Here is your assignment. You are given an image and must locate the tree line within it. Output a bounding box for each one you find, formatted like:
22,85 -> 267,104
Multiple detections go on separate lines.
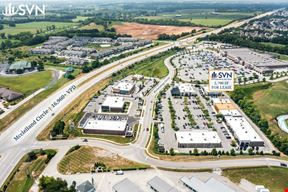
230,84 -> 288,155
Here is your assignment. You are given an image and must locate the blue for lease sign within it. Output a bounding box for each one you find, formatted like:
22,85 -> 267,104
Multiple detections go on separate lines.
209,70 -> 235,92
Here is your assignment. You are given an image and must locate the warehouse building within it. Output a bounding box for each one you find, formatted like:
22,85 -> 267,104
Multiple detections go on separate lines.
175,131 -> 221,148
181,176 -> 235,192
112,178 -> 143,192
171,83 -> 197,96
112,82 -> 135,95
147,176 -> 179,192
101,96 -> 125,113
219,109 -> 264,147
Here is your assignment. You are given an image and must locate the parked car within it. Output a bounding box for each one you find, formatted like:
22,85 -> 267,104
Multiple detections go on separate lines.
115,170 -> 124,175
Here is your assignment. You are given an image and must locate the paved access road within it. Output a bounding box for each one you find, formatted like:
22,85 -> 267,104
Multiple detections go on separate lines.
0,9 -> 284,187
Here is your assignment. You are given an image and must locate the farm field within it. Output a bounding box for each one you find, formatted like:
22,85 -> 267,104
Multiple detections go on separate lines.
0,22 -> 77,35
179,18 -> 232,26
223,167 -> 288,192
113,22 -> 203,40
58,146 -> 149,174
80,22 -> 105,31
0,70 -> 53,95
137,10 -> 255,27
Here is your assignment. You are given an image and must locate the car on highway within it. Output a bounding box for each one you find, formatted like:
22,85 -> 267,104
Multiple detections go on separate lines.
280,163 -> 287,167
83,138 -> 88,142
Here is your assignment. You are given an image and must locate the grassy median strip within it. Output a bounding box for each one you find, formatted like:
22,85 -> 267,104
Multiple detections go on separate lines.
58,146 -> 149,174
222,166 -> 288,192
1,149 -> 56,192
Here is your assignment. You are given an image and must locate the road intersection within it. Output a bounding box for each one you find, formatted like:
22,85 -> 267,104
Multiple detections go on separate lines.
0,9 -> 285,187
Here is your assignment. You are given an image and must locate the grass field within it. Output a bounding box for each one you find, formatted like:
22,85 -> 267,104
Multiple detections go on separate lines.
179,18 -> 232,26
252,81 -> 288,138
223,167 -> 288,192
80,23 -> 105,31
260,42 -> 286,48
276,54 -> 288,61
136,10 -> 255,27
0,77 -> 69,132
1,22 -> 77,35
130,56 -> 169,78
58,146 -> 149,174
0,70 -> 53,95
114,50 -> 174,79
72,16 -> 90,22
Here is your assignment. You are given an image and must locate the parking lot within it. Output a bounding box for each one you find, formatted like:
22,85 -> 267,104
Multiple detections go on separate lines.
171,47 -> 263,83
155,84 -> 233,153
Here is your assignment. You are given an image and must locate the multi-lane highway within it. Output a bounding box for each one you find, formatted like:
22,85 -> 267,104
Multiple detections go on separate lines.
0,9 -> 284,187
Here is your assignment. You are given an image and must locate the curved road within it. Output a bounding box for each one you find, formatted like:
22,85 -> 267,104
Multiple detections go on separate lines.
0,9 -> 284,187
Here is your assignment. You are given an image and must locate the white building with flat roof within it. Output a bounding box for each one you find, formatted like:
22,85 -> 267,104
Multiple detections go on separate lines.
171,83 -> 197,96
175,131 -> 221,148
219,109 -> 242,117
221,110 -> 264,147
101,96 -> 125,113
112,82 -> 135,95
83,118 -> 127,135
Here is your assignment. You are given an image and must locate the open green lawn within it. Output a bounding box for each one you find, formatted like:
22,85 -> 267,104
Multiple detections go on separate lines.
131,57 -> 169,78
0,70 -> 53,95
223,167 -> 288,192
1,22 -> 77,35
118,50 -> 175,79
251,81 -> 288,138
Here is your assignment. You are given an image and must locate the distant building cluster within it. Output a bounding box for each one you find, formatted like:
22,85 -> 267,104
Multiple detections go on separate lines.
31,36 -> 152,66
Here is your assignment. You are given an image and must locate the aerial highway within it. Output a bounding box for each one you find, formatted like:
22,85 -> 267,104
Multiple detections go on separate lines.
0,9 -> 283,187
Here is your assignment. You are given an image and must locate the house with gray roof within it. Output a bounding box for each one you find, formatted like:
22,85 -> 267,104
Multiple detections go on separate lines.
0,88 -> 23,102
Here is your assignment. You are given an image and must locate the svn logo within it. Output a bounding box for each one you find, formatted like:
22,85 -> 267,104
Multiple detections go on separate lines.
211,71 -> 233,80
2,3 -> 46,17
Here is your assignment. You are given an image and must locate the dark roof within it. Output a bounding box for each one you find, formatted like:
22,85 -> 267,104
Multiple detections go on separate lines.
77,180 -> 95,192
0,88 -> 23,101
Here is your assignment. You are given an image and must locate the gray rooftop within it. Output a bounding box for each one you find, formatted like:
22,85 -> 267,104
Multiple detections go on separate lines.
147,176 -> 179,192
181,176 -> 235,192
77,180 -> 95,192
112,178 -> 143,192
